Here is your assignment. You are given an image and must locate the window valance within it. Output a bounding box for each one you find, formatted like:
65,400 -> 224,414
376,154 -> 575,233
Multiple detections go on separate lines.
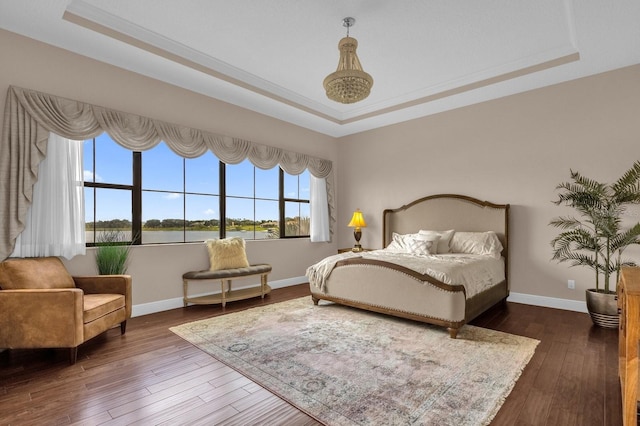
0,85 -> 335,260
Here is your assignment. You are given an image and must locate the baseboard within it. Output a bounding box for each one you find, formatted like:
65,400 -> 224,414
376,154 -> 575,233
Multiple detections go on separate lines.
507,292 -> 588,313
132,281 -> 588,317
131,275 -> 308,317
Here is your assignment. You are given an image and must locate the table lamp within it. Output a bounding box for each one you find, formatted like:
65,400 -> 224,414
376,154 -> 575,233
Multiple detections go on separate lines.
348,209 -> 367,252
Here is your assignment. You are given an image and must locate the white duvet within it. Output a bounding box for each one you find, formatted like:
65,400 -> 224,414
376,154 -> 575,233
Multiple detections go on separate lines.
306,249 -> 505,298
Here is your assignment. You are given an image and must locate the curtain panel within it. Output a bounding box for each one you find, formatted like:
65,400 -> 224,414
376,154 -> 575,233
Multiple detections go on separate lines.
310,175 -> 331,242
0,86 -> 335,261
11,133 -> 86,259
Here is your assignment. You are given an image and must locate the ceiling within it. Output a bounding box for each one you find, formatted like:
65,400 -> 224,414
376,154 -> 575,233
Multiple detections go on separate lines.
1,1 -> 639,137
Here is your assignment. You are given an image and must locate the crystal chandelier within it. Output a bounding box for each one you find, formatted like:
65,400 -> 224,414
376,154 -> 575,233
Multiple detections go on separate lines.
323,17 -> 373,104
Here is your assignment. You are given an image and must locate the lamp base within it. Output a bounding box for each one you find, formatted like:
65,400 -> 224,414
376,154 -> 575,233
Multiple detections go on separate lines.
352,229 -> 363,252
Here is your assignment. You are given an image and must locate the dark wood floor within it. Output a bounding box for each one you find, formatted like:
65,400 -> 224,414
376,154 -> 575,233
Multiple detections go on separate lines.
0,284 -> 621,425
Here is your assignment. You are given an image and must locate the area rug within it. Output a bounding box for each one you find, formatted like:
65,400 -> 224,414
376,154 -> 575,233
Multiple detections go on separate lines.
170,297 -> 538,425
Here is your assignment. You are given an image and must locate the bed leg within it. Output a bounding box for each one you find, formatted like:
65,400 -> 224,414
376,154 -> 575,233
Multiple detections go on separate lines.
447,327 -> 459,339
311,295 -> 319,305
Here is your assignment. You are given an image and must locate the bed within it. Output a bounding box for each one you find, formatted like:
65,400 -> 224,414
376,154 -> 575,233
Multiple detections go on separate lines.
307,194 -> 510,338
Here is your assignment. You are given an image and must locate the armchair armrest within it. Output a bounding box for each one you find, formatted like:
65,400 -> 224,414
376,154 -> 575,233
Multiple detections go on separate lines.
0,289 -> 84,348
73,275 -> 132,318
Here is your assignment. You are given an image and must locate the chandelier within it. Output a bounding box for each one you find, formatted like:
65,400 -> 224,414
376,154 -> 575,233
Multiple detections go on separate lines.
323,17 -> 373,104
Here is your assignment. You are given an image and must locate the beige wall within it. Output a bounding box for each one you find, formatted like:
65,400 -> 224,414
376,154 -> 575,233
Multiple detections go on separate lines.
4,27 -> 640,313
0,29 -> 338,313
336,64 -> 640,305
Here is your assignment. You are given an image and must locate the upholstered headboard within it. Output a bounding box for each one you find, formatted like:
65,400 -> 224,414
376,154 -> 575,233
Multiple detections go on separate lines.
382,194 -> 510,258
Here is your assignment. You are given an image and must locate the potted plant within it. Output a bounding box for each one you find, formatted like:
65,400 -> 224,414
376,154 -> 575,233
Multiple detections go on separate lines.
550,162 -> 640,328
95,230 -> 133,275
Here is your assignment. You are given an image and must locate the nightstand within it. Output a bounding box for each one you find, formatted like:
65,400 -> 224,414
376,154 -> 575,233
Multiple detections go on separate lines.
338,248 -> 373,253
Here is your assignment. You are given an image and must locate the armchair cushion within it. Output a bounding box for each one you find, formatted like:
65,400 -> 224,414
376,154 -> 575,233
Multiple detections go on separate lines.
83,294 -> 125,324
0,256 -> 74,290
74,275 -> 132,319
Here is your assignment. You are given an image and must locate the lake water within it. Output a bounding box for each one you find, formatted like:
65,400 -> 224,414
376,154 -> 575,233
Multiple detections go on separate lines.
87,230 -> 276,244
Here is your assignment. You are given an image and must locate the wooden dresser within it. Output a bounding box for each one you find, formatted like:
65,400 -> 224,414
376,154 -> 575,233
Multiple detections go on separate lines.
618,267 -> 640,425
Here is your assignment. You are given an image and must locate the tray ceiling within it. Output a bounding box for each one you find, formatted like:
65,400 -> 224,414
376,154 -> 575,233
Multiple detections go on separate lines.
1,1 -> 639,137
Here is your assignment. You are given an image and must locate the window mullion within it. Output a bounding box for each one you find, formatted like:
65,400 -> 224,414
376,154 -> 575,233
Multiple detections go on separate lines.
220,161 -> 226,238
91,138 -> 97,244
253,166 -> 257,239
132,151 -> 142,244
182,157 -> 186,242
279,168 -> 285,238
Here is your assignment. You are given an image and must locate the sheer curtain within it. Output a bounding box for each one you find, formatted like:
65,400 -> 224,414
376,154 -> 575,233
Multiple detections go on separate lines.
10,133 -> 85,259
310,175 -> 330,242
0,85 -> 336,259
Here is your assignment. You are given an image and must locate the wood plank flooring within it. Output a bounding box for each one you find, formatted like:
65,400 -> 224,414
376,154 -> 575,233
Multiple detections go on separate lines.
0,284 -> 622,425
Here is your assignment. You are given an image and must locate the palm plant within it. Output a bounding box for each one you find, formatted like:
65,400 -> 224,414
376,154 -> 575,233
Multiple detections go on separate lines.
95,230 -> 133,275
550,161 -> 640,294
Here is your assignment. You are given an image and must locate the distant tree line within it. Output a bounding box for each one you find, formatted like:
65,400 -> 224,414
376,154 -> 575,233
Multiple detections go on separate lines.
143,219 -> 221,229
86,218 -> 296,230
86,219 -> 132,229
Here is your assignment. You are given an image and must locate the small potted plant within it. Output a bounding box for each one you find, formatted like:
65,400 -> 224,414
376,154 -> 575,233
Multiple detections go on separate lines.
550,161 -> 640,327
95,230 -> 133,275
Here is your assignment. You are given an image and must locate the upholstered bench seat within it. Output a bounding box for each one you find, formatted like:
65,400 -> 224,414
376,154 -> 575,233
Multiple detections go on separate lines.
183,264 -> 272,280
182,264 -> 272,307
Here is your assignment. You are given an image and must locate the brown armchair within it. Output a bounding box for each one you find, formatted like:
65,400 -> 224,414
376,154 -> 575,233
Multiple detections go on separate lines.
0,256 -> 131,364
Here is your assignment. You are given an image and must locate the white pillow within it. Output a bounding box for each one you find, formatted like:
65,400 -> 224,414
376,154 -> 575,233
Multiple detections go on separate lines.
405,237 -> 434,256
405,235 -> 440,256
385,241 -> 405,252
386,233 -> 406,251
418,229 -> 455,253
387,232 -> 439,255
449,231 -> 503,258
415,234 -> 440,255
386,232 -> 417,252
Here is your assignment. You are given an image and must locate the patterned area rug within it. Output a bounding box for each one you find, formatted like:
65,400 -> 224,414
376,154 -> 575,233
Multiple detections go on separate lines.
170,297 -> 538,425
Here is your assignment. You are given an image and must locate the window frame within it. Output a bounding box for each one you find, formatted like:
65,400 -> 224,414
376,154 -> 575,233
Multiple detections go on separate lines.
84,138 -> 311,245
279,168 -> 310,239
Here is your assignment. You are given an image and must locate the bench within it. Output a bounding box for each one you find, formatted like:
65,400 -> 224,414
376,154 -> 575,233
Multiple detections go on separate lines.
182,264 -> 272,307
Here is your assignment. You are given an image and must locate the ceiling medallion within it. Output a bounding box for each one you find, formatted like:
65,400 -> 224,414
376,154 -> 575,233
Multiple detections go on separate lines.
323,17 -> 373,104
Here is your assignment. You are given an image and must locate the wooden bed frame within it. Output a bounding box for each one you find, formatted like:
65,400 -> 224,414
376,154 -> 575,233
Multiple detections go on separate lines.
311,194 -> 510,338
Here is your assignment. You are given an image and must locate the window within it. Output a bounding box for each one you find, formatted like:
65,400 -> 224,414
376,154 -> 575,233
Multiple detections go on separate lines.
141,144 -> 220,244
84,134 -> 310,244
84,134 -> 134,244
226,159 -> 280,239
283,169 -> 310,237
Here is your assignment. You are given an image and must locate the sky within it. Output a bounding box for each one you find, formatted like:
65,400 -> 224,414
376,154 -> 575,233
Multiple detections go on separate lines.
84,133 -> 309,223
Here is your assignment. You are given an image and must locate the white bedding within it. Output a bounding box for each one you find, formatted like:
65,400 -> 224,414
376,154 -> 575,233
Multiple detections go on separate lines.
306,249 -> 505,298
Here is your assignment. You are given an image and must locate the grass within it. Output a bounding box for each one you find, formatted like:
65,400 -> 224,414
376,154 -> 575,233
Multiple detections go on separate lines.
95,230 -> 132,275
